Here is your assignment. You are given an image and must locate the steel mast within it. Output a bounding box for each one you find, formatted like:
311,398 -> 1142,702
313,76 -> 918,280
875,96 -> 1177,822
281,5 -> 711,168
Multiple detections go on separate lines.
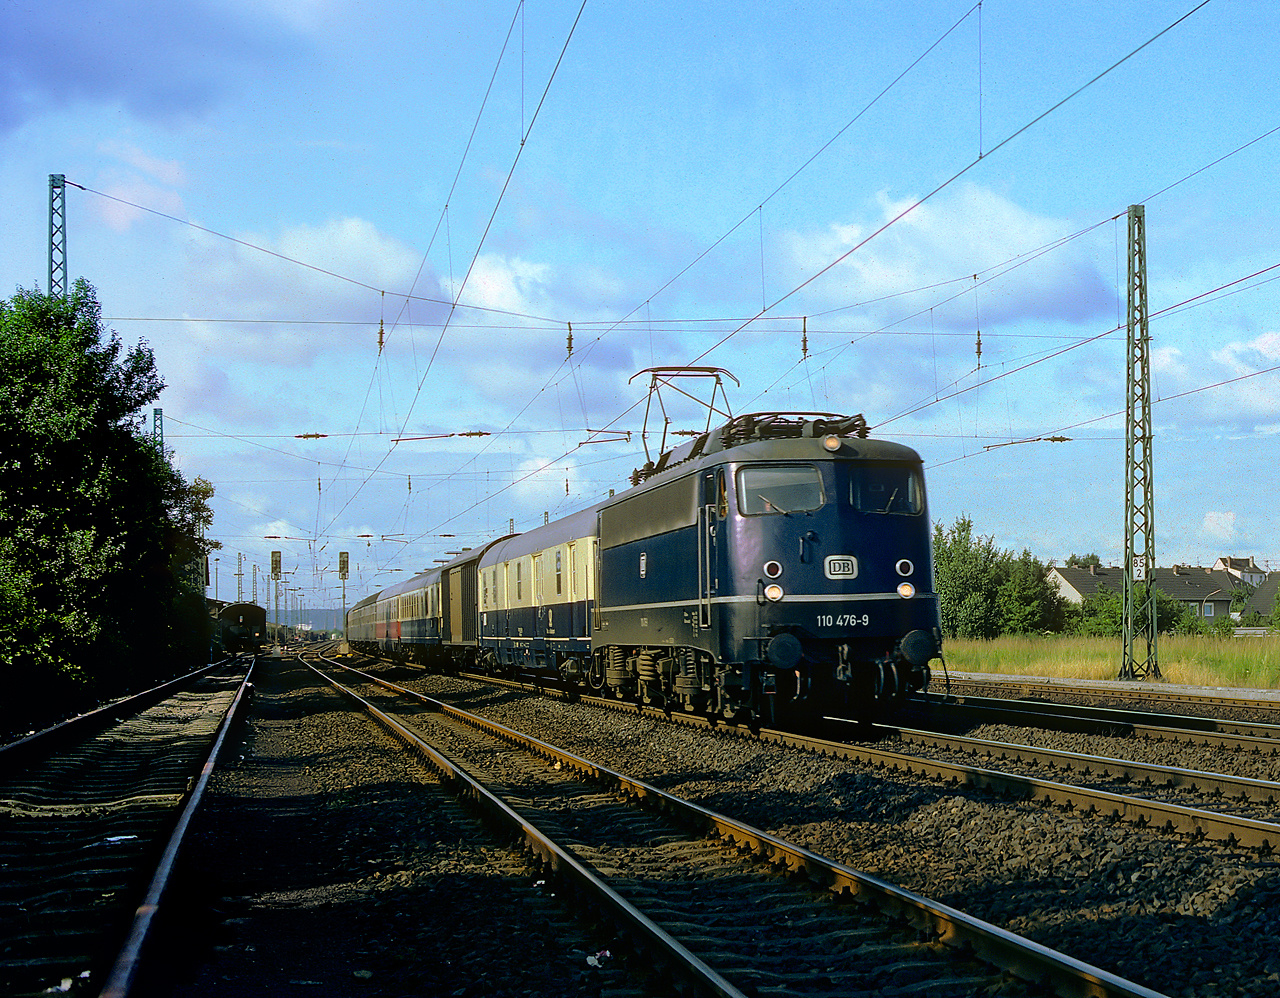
48,174 -> 67,298
1120,204 -> 1160,680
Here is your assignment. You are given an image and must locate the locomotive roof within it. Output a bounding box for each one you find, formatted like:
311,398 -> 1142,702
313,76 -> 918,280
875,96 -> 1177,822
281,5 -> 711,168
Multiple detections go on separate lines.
608,418 -> 923,509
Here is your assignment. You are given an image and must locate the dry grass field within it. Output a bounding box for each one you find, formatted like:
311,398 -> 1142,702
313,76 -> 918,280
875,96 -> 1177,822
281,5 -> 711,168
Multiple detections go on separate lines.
940,634 -> 1280,690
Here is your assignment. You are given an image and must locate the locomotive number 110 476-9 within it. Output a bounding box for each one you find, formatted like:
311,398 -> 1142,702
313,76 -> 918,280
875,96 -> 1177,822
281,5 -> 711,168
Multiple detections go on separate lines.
817,612 -> 870,627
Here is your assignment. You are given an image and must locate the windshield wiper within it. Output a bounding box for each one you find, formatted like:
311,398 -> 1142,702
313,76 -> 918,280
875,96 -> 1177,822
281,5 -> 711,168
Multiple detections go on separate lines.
758,494 -> 791,515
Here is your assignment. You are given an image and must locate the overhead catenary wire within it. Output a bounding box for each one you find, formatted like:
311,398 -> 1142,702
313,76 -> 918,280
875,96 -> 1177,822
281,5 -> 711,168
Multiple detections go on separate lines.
372,0 -> 1229,554
67,1 -> 1269,593
319,0 -> 591,546
673,0 -> 1216,375
523,2 -> 1230,470
879,259 -> 1280,437
566,1 -> 987,375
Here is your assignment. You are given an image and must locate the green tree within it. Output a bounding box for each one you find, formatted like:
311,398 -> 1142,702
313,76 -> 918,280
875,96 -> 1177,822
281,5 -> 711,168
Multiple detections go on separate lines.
933,516 -> 1003,639
998,548 -> 1068,635
0,281 -> 217,732
932,516 -> 1066,639
1065,552 -> 1101,568
1070,584 -> 1199,637
1072,585 -> 1123,636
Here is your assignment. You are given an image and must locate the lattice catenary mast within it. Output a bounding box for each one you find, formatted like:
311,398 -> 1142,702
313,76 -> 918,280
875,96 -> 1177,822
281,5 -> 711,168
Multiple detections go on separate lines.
49,174 -> 67,298
1120,204 -> 1160,680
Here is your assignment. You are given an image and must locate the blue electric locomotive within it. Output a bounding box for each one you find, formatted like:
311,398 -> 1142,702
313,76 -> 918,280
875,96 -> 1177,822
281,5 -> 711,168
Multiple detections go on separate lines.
591,411 -> 938,723
347,410 -> 940,724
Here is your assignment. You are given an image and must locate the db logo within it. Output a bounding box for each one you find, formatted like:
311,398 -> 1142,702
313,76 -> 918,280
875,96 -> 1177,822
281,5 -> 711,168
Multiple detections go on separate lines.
824,555 -> 859,579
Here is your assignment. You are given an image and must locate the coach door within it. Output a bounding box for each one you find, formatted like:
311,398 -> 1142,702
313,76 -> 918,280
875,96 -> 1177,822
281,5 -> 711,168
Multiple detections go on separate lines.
448,567 -> 465,644
533,552 -> 547,639
697,470 -> 722,628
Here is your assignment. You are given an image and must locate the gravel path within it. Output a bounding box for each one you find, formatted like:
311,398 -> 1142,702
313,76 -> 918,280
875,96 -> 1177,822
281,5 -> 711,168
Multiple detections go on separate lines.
378,666 -> 1280,998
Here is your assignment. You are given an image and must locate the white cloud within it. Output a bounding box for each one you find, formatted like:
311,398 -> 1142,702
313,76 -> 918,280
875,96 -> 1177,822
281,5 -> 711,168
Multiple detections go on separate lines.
1206,331 -> 1280,417
98,140 -> 187,187
511,456 -> 588,517
92,178 -> 187,233
454,254 -> 555,318
781,184 -> 1113,329
181,216 -> 427,363
1212,330 -> 1280,370
1151,344 -> 1189,380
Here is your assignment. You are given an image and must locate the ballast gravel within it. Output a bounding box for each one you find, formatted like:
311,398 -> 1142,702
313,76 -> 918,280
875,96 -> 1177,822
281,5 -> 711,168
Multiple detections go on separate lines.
386,668 -> 1280,998
138,658 -> 644,998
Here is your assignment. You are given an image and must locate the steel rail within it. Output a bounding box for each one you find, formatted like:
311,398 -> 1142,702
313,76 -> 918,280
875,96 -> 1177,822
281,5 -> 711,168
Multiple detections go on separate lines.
324,657 -> 1170,998
754,726 -> 1280,852
96,660 -> 257,998
884,725 -> 1280,805
906,694 -> 1280,749
0,661 -> 230,772
442,664 -> 1280,849
304,660 -> 751,998
936,674 -> 1280,716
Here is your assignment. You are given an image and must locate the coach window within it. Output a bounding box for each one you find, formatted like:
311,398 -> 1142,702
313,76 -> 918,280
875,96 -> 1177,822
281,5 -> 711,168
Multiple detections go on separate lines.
516,561 -> 522,601
737,465 -> 824,516
555,549 -> 563,595
850,463 -> 923,515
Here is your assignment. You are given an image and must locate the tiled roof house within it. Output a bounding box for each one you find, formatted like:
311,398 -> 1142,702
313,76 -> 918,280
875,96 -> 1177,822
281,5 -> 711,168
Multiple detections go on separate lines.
1240,574 -> 1279,622
1050,564 -> 1237,621
1213,556 -> 1267,588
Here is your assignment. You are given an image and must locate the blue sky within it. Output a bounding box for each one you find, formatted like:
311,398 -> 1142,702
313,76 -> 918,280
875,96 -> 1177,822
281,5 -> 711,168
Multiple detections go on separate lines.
3,0 -> 1278,617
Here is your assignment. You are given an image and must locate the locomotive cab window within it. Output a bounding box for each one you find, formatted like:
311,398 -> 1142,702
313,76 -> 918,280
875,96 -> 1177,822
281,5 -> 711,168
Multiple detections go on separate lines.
850,463 -> 924,515
737,465 -> 824,516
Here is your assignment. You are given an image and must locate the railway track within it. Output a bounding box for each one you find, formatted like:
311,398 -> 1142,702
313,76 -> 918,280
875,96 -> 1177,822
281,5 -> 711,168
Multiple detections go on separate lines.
0,661 -> 253,997
902,692 -> 1280,748
432,661 -> 1280,848
344,655 -> 1280,995
857,722 -> 1280,841
930,674 -> 1280,724
142,655 -> 650,998
314,654 -> 1167,998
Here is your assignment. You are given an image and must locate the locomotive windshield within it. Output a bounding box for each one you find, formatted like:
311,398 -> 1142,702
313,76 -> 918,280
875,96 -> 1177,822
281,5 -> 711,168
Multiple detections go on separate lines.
737,464 -> 824,515
850,462 -> 924,515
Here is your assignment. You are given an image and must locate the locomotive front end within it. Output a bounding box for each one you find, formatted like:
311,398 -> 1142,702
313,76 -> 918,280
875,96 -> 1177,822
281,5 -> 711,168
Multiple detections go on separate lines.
718,426 -> 941,723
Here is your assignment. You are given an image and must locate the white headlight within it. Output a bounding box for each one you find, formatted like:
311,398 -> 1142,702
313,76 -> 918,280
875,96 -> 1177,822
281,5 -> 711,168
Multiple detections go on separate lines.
897,582 -> 916,599
822,434 -> 841,452
764,583 -> 784,602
